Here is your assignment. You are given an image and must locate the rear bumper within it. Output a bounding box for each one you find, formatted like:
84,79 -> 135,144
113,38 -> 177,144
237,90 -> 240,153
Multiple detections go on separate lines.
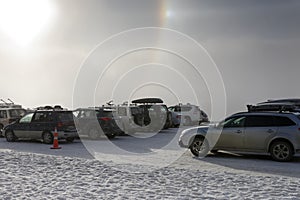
57,131 -> 78,139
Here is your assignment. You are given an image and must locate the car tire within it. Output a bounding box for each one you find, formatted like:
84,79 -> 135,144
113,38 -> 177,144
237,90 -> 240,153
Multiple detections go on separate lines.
107,134 -> 115,139
43,132 -> 53,144
5,130 -> 16,142
190,137 -> 209,157
88,128 -> 99,140
66,137 -> 75,143
270,141 -> 293,162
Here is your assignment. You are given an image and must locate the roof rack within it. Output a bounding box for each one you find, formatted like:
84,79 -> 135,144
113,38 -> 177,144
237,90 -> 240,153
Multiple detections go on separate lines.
247,104 -> 300,113
36,105 -> 66,111
0,99 -> 22,108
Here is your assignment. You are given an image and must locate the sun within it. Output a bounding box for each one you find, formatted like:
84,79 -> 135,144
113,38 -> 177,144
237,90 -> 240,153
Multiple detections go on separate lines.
0,0 -> 55,46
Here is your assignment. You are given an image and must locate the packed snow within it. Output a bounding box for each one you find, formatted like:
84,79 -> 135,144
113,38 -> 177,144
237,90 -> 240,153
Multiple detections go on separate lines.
0,128 -> 300,199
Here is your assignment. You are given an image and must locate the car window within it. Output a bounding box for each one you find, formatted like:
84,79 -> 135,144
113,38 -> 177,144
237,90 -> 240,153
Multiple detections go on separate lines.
32,112 -> 53,122
117,107 -> 127,116
168,107 -> 175,112
245,115 -> 275,127
181,106 -> 192,112
0,110 -> 7,118
274,116 -> 296,126
9,109 -> 26,118
130,107 -> 141,115
201,111 -> 208,117
223,116 -> 246,128
57,112 -> 74,121
19,113 -> 34,123
73,110 -> 80,118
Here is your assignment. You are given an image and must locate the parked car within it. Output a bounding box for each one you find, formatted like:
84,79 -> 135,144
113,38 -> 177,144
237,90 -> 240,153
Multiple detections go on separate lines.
179,110 -> 300,161
131,98 -> 172,132
115,104 -> 144,134
169,103 -> 209,126
74,107 -> 122,139
0,103 -> 26,131
3,107 -> 77,144
169,109 -> 181,128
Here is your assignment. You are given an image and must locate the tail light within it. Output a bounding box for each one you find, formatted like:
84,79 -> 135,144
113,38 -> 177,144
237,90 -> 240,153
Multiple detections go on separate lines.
57,122 -> 63,128
100,117 -> 112,122
176,115 -> 181,119
298,128 -> 300,131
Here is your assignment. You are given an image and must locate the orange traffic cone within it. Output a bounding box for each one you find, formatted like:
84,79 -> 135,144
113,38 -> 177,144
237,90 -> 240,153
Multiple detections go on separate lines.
51,127 -> 61,149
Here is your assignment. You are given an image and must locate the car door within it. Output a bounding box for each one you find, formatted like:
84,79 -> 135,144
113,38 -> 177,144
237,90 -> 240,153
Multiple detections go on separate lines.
215,116 -> 246,149
244,115 -> 278,151
30,112 -> 53,139
13,113 -> 34,138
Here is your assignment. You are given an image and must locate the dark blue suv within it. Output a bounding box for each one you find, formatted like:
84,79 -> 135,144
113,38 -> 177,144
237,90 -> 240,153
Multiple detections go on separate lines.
4,108 -> 78,144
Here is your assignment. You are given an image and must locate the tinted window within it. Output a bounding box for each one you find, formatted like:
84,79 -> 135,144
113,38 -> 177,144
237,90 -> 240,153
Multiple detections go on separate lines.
0,110 -> 7,118
57,112 -> 74,121
223,116 -> 246,128
32,112 -> 53,122
274,116 -> 296,126
245,116 -> 275,127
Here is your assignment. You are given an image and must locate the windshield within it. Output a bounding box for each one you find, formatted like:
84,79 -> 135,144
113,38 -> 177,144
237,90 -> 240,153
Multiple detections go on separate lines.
9,109 -> 26,118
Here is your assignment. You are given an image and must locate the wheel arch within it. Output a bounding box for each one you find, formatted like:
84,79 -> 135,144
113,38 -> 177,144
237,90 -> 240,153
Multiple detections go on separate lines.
268,138 -> 295,154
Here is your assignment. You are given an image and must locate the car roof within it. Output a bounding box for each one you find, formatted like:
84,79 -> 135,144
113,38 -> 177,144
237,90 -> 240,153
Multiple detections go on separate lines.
232,111 -> 299,117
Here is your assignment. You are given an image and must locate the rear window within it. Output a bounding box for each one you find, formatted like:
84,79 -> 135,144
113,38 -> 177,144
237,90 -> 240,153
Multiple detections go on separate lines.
9,109 -> 26,118
274,116 -> 296,126
180,106 -> 192,112
102,111 -> 113,117
57,112 -> 74,121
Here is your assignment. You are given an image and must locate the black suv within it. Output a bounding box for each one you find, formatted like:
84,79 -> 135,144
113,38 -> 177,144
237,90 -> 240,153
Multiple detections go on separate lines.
4,107 -> 77,144
74,107 -> 122,139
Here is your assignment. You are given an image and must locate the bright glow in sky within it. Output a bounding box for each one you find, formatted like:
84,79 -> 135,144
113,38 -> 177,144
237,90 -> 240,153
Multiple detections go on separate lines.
0,0 -> 54,46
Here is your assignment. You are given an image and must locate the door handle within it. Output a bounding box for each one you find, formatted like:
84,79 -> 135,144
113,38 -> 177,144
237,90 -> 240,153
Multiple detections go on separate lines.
267,129 -> 274,133
236,130 -> 242,134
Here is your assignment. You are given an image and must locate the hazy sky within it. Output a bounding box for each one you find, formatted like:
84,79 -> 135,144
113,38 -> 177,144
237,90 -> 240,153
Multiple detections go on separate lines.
0,0 -> 300,118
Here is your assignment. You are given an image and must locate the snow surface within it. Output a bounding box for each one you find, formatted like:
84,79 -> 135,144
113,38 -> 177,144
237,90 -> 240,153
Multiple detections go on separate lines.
0,128 -> 300,199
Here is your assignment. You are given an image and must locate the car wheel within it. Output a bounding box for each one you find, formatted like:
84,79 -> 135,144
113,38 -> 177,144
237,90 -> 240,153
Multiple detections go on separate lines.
88,128 -> 99,140
66,137 -> 75,143
190,137 -> 209,157
5,130 -> 16,142
270,141 -> 293,162
43,132 -> 53,144
107,134 -> 115,139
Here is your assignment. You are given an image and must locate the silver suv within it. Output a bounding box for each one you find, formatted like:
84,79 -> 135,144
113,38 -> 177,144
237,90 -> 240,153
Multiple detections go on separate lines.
0,105 -> 26,131
179,111 -> 300,161
169,103 -> 209,126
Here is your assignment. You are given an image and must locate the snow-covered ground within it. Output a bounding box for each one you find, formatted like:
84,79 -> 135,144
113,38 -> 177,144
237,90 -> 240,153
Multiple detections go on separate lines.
1,128 -> 300,199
